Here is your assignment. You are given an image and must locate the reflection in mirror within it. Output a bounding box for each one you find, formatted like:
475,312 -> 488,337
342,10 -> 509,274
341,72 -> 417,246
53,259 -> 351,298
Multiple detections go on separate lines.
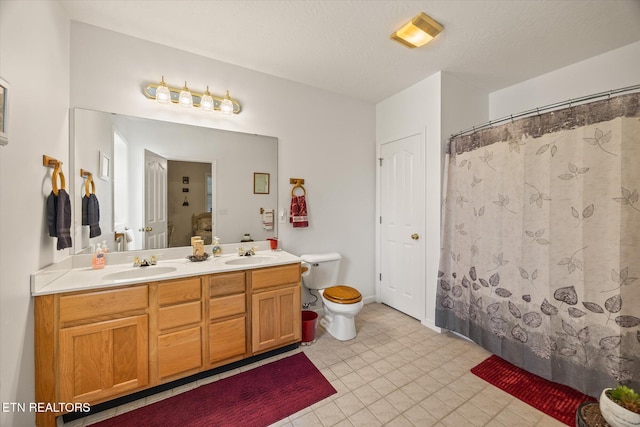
253,172 -> 270,194
71,108 -> 278,254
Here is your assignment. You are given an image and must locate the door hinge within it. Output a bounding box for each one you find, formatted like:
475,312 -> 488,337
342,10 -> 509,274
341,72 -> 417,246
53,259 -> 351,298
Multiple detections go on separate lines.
379,216 -> 382,224
379,273 -> 382,281
378,158 -> 383,166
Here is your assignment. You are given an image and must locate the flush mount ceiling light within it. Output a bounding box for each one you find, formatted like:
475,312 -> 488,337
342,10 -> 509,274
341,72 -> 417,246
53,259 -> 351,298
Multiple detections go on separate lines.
391,12 -> 443,48
144,77 -> 242,114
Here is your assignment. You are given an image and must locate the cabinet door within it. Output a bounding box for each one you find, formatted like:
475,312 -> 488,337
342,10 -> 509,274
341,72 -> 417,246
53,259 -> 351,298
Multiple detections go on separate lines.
209,317 -> 246,364
58,315 -> 148,403
157,326 -> 203,380
251,285 -> 301,353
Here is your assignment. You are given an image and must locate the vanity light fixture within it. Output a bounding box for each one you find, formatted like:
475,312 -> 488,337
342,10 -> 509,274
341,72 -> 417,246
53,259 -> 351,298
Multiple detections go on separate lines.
200,86 -> 214,111
178,81 -> 193,108
155,76 -> 171,104
220,90 -> 234,115
391,12 -> 443,48
144,77 -> 242,114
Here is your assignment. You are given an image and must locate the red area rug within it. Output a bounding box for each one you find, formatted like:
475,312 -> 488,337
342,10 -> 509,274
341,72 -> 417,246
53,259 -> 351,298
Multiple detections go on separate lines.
92,352 -> 336,427
471,355 -> 596,426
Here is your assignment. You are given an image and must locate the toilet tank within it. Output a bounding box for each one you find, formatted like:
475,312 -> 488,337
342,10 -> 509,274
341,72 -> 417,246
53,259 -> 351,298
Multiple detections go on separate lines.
300,252 -> 342,290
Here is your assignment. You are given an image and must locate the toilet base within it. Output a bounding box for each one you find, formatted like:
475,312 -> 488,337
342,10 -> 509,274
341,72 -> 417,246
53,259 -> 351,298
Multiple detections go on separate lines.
318,300 -> 363,341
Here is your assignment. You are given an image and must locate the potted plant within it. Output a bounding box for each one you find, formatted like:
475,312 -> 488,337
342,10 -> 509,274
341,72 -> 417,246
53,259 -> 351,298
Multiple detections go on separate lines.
599,385 -> 640,427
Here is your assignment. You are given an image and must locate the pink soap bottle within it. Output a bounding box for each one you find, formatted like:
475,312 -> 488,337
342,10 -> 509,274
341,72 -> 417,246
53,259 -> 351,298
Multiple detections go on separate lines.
92,246 -> 105,270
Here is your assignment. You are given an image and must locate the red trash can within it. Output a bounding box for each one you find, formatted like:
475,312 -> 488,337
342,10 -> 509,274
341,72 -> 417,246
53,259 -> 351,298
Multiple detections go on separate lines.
301,311 -> 318,344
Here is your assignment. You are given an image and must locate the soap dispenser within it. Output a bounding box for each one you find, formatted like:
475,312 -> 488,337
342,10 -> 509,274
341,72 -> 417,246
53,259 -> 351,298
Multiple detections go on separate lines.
92,246 -> 105,270
212,236 -> 222,257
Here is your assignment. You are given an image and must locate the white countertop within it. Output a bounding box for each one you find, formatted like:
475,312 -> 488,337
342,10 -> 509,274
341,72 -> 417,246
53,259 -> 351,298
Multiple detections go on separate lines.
31,244 -> 301,296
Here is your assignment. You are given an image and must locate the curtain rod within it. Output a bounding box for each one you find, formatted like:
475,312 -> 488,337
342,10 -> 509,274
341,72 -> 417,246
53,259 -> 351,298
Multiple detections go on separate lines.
450,84 -> 640,140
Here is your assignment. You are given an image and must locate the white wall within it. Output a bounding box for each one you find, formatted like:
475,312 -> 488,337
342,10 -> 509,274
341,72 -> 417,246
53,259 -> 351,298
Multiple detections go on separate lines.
375,72 -> 488,330
69,23 -> 376,307
376,72 -> 442,328
0,2 -> 70,426
490,40 -> 640,119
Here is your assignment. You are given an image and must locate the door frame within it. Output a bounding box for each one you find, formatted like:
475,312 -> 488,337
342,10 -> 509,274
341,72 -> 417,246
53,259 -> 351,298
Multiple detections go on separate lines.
375,130 -> 427,323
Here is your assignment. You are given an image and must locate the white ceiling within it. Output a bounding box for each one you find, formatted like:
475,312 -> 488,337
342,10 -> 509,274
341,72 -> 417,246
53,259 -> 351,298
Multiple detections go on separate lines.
60,0 -> 640,103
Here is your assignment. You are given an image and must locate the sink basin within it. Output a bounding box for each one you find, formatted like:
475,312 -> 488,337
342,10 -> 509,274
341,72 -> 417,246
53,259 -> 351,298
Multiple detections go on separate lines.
102,266 -> 177,281
224,256 -> 276,266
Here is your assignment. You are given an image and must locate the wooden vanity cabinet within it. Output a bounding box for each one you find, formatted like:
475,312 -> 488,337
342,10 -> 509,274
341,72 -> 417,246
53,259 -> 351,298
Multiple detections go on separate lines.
34,262 -> 301,427
251,264 -> 302,354
150,277 -> 205,383
208,271 -> 249,366
35,285 -> 149,427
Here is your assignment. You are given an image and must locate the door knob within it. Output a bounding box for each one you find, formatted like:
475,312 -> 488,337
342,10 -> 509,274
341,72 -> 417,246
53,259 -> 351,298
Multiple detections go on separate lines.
139,227 -> 153,232
411,233 -> 419,240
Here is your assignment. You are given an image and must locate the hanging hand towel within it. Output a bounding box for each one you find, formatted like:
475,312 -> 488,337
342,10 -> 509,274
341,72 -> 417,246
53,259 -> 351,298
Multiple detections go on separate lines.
290,195 -> 309,228
55,189 -> 72,250
47,191 -> 58,237
82,194 -> 102,238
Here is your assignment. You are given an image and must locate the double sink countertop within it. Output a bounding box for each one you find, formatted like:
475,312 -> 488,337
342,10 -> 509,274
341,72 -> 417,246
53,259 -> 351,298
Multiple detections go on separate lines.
31,241 -> 302,296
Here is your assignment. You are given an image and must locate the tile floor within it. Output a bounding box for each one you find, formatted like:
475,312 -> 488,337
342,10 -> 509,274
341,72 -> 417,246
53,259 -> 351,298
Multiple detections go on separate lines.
66,303 -> 567,427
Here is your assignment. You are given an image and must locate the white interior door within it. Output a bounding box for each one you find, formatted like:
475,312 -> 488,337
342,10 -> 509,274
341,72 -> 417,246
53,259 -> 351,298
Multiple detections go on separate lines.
144,149 -> 167,249
379,134 -> 425,320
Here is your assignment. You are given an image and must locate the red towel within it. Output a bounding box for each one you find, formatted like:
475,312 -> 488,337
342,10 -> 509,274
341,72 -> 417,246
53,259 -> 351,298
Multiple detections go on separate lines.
290,195 -> 309,228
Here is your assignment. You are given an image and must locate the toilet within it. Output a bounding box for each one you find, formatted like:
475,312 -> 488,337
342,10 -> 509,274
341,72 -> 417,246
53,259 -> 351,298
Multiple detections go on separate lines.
300,252 -> 363,341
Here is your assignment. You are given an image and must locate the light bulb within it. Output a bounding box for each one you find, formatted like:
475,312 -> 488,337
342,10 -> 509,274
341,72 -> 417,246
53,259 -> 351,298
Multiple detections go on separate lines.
179,81 -> 193,108
200,86 -> 214,112
155,76 -> 171,104
220,90 -> 234,115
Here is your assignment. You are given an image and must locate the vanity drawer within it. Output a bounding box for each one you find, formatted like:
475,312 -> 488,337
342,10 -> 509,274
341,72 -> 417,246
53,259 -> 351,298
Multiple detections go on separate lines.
159,301 -> 202,330
210,294 -> 246,320
209,272 -> 245,297
251,264 -> 300,290
158,278 -> 201,306
59,286 -> 148,323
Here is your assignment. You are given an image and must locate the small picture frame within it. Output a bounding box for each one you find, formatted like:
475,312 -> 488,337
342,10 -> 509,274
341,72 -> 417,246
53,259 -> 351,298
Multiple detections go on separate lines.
0,77 -> 9,146
182,176 -> 190,184
99,150 -> 111,180
253,172 -> 270,194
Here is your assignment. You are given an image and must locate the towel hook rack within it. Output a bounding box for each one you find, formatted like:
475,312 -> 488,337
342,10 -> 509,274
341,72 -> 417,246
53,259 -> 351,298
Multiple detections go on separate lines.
80,168 -> 95,197
43,155 -> 65,195
289,178 -> 306,197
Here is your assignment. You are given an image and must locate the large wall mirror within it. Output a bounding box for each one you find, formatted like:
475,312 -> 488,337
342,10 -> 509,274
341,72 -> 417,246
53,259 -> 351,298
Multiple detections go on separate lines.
71,108 -> 278,254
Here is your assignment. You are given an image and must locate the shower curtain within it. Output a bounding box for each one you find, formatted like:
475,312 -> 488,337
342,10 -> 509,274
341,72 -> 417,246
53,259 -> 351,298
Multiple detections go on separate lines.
436,93 -> 640,397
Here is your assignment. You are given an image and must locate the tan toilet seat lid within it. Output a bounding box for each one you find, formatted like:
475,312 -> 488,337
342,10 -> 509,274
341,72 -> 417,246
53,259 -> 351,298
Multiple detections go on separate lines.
324,285 -> 362,304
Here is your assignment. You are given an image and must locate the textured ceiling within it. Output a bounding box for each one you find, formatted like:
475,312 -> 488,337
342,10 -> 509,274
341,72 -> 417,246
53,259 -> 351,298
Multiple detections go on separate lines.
60,0 -> 640,103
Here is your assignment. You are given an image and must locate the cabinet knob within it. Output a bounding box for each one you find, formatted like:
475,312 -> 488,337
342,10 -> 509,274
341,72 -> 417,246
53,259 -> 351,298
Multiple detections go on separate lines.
411,233 -> 420,240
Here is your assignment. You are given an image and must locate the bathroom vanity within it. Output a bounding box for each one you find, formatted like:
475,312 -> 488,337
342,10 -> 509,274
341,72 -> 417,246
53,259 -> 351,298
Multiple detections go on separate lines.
32,248 -> 302,427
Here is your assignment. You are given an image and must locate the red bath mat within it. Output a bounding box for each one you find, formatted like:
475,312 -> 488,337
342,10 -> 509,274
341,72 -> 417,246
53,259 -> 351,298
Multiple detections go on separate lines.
91,352 -> 336,427
471,355 -> 596,426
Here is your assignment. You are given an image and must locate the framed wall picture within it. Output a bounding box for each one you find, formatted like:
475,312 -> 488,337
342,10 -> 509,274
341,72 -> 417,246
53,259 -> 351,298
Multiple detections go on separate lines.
0,77 -> 9,146
253,172 -> 270,194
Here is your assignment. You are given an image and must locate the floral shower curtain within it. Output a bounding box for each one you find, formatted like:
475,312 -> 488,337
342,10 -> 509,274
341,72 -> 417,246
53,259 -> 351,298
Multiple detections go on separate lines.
436,93 -> 640,397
